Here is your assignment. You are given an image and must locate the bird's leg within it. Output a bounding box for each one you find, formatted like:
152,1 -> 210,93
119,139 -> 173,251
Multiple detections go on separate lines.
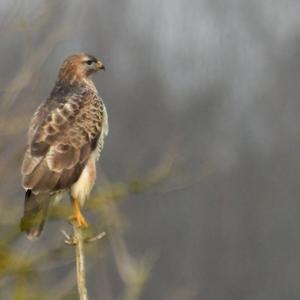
69,198 -> 88,228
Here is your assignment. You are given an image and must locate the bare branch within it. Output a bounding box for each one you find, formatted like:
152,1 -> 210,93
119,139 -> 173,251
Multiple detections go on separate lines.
73,225 -> 89,300
61,227 -> 106,300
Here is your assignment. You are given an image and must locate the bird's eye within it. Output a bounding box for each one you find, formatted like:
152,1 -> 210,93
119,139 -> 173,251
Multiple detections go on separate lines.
86,60 -> 93,65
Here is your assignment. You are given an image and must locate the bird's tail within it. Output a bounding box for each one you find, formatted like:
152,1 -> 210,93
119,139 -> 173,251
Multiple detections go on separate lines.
20,190 -> 51,240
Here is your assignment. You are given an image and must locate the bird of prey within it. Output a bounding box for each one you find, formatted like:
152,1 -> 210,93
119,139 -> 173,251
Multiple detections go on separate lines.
20,53 -> 108,240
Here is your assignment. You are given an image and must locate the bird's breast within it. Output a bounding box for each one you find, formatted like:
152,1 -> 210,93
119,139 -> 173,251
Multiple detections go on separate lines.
70,154 -> 96,206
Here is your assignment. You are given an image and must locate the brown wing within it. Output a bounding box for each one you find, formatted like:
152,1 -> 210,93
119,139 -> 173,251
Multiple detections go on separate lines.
22,91 -> 103,194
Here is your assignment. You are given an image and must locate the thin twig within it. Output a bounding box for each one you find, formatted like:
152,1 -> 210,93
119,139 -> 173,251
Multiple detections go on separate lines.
61,227 -> 106,300
73,225 -> 89,300
85,231 -> 106,243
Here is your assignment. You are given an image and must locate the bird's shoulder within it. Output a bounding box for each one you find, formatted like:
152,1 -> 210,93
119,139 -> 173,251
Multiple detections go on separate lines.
28,83 -> 104,151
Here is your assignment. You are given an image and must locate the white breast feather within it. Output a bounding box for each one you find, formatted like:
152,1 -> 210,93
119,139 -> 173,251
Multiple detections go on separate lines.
96,103 -> 109,160
71,163 -> 94,205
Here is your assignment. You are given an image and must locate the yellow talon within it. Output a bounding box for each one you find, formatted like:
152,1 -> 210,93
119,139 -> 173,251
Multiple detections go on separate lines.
69,198 -> 88,228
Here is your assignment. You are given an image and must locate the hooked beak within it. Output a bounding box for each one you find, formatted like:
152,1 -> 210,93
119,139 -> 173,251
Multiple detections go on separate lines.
96,60 -> 105,70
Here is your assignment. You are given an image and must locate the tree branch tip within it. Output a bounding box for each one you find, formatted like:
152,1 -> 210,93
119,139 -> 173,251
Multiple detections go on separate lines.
84,231 -> 106,243
61,229 -> 71,239
61,229 -> 106,246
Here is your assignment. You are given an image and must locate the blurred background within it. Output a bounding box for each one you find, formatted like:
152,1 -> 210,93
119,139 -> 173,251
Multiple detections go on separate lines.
1,0 -> 300,299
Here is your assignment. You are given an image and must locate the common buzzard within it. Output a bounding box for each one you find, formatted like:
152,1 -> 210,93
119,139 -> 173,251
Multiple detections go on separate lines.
20,53 -> 108,240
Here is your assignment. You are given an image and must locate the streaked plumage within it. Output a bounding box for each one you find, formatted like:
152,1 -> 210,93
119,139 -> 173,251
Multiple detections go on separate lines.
20,53 -> 108,239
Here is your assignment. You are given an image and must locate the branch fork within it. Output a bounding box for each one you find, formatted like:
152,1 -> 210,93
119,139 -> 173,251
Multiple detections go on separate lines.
61,229 -> 106,245
61,224 -> 106,300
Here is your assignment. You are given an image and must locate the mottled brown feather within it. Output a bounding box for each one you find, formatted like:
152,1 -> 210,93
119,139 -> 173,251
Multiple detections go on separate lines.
23,161 -> 49,191
33,169 -> 60,193
22,85 -> 105,194
54,164 -> 83,191
21,149 -> 43,175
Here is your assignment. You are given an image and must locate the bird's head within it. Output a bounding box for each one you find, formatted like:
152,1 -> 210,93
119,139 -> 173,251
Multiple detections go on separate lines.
58,53 -> 105,84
